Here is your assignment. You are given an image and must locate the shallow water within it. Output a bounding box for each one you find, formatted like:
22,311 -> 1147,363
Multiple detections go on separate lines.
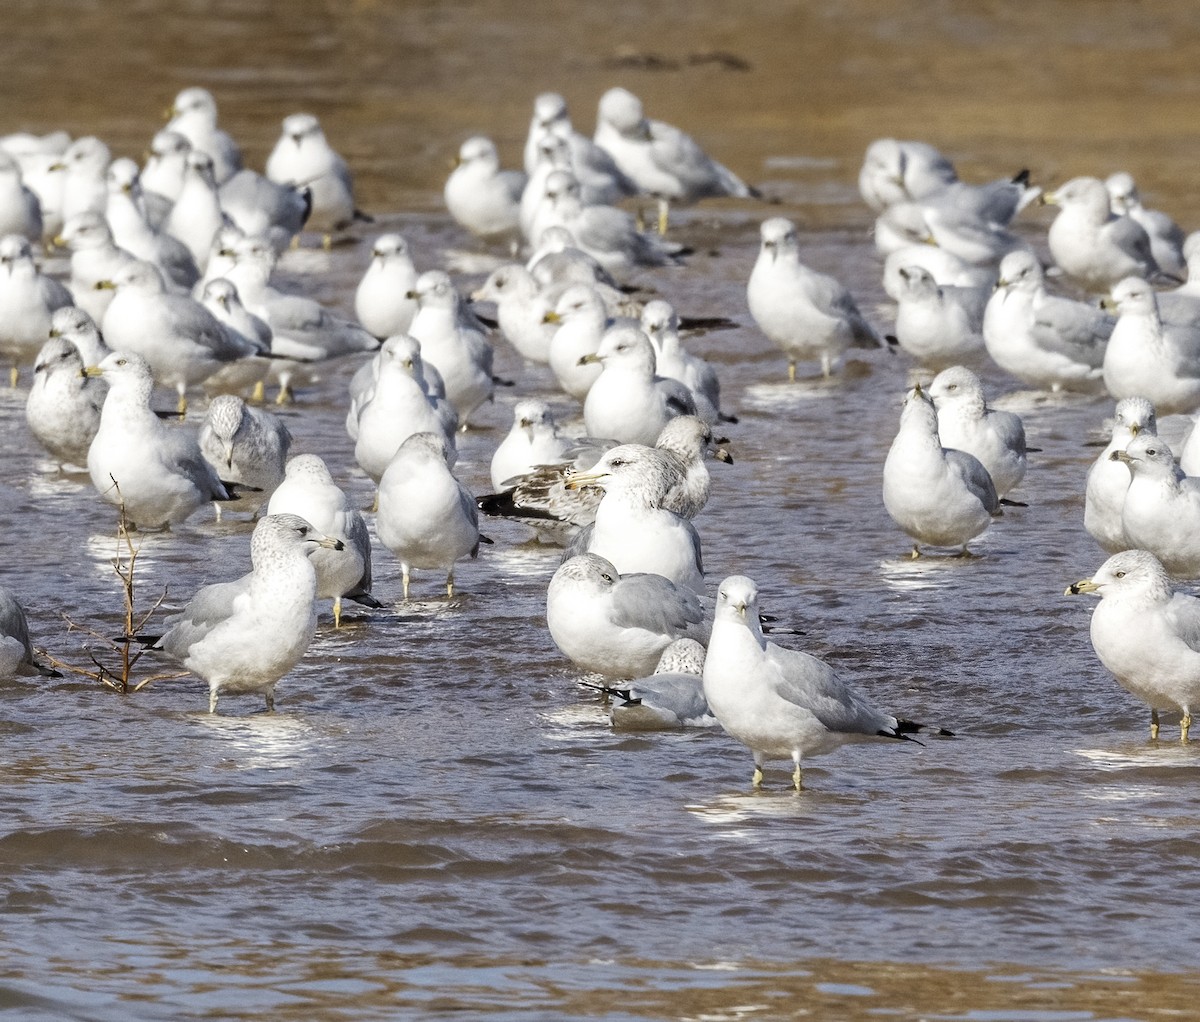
3,2 -> 1200,1019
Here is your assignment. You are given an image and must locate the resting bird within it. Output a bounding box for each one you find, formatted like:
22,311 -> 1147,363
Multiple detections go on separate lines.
703,575 -> 947,790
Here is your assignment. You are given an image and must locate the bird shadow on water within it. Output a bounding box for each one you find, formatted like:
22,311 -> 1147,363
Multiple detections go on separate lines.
685,780 -> 864,826
186,708 -> 321,770
878,549 -> 992,590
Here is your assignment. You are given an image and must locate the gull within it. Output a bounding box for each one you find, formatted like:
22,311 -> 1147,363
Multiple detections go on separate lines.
523,92 -> 636,203
882,383 -> 1001,557
1067,549 -> 1200,741
533,169 -> 682,274
221,235 -> 378,402
480,414 -> 729,536
354,234 -> 418,339
198,278 -> 273,396
164,87 -> 243,184
218,169 -> 311,254
1085,397 -> 1158,554
267,454 -> 378,627
703,575 -> 945,791
581,324 -> 696,445
48,306 -> 109,365
55,211 -> 137,322
882,244 -> 996,302
640,300 -> 728,425
351,334 -> 458,482
564,443 -> 705,595
1112,434 -> 1200,578
56,136 -> 110,225
0,150 -> 43,243
376,431 -> 483,600
875,199 -> 1031,267
928,365 -> 1029,497
490,399 -> 571,490
982,250 -> 1111,391
546,553 -> 709,679
544,282 -> 614,400
471,262 -> 556,364
155,513 -> 341,713
99,259 -> 255,413
25,336 -> 105,469
858,138 -> 1037,223
198,395 -> 292,511
346,332 -> 451,433
105,157 -> 200,289
0,233 -> 74,383
526,225 -> 630,306
1043,176 -> 1160,291
891,264 -> 986,369
596,638 -> 715,730
748,216 -> 885,379
1101,277 -> 1200,415
16,150 -> 63,246
406,269 -> 494,424
444,136 -> 525,245
265,113 -> 366,243
593,86 -> 756,234
0,586 -> 58,680
164,150 -> 229,273
140,129 -> 192,223
85,352 -> 233,529
1106,171 -> 1186,280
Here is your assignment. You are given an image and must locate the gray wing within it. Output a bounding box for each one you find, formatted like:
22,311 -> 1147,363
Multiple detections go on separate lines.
1107,216 -> 1157,271
658,377 -> 697,417
627,673 -> 711,722
1165,593 -> 1200,653
609,573 -> 706,637
944,448 -> 1000,512
764,643 -> 896,736
157,574 -> 251,658
989,409 -> 1028,454
1032,294 -> 1113,366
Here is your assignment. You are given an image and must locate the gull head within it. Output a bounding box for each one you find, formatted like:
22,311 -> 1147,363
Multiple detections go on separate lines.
1065,549 -> 1172,600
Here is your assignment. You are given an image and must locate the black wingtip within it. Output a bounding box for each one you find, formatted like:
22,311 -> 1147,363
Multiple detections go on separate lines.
717,412 -> 739,425
1012,168 -> 1031,186
999,498 -> 1027,508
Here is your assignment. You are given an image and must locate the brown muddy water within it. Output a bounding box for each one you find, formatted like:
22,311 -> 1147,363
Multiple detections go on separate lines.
3,2 -> 1200,1019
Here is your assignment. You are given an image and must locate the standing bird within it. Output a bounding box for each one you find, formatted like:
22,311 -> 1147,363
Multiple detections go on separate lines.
580,325 -> 696,446
0,233 -> 74,384
267,454 -> 378,628
0,151 -> 44,243
640,300 -> 728,425
55,211 -> 137,323
928,366 -> 1029,497
217,169 -> 311,255
1113,435 -> 1200,578
747,217 -> 885,380
882,383 -> 1001,558
375,432 -> 483,601
1084,397 -> 1157,554
443,136 -> 526,246
1043,176 -> 1160,292
703,575 -> 945,791
104,157 -> 200,289
85,352 -> 233,530
154,513 -> 341,713
265,113 -> 365,244
354,234 -> 419,339
164,87 -> 243,184
891,264 -> 986,370
594,87 -> 756,234
523,92 -> 636,204
1105,172 -> 1186,281
163,150 -> 228,274
1067,549 -> 1200,741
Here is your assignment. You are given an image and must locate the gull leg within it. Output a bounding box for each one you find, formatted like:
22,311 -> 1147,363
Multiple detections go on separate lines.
752,753 -> 765,789
1150,708 -> 1160,741
265,689 -> 275,713
250,379 -> 265,404
820,353 -> 832,378
792,753 -> 804,792
788,361 -> 797,384
446,567 -> 455,599
333,596 -> 343,629
635,206 -> 646,232
1181,711 -> 1192,743
176,390 -> 188,417
402,565 -> 411,602
656,198 -> 670,236
209,688 -> 218,713
322,233 -> 333,251
275,379 -> 293,405
910,544 -> 921,560
9,364 -> 18,388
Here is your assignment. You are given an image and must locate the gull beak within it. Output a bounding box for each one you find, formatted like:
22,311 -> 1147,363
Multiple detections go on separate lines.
1041,191 -> 1059,207
1099,296 -> 1118,312
405,289 -> 420,300
577,353 -> 602,366
318,535 -> 345,551
52,234 -> 67,247
1130,423 -> 1141,437
1065,578 -> 1099,595
48,161 -> 65,172
564,470 -> 606,491
732,599 -> 747,618
94,280 -> 116,291
714,446 -> 734,464
83,366 -> 104,378
164,104 -> 177,120
1110,450 -> 1134,463
542,310 -> 561,324
993,276 -> 1009,292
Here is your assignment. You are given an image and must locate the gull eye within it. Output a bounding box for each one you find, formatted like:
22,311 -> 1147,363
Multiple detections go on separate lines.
116,358 -> 126,366
601,572 -> 614,583
608,457 -> 625,469
947,383 -> 957,391
1115,570 -> 1126,578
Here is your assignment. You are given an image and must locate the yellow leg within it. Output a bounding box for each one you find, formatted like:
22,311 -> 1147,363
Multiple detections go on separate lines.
446,567 -> 455,599
656,198 -> 669,236
1181,712 -> 1192,743
910,544 -> 922,560
1151,708 -> 1160,741
333,596 -> 342,629
275,380 -> 293,405
9,365 -> 18,388
792,760 -> 804,792
788,361 -> 797,383
265,690 -> 275,713
250,379 -> 265,404
177,391 -> 188,417
322,233 -> 333,251
401,565 -> 410,602
752,763 -> 764,788
209,688 -> 218,713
